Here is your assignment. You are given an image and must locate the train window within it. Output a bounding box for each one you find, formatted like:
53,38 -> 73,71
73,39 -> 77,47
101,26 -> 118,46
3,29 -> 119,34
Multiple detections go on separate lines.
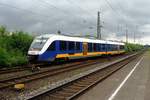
96,44 -> 99,51
60,41 -> 67,51
109,44 -> 112,51
93,43 -> 97,51
110,44 -> 113,51
88,43 -> 93,52
111,45 -> 113,51
97,43 -> 101,51
113,45 -> 117,51
120,45 -> 124,50
68,41 -> 75,50
112,45 -> 114,51
116,45 -> 119,50
113,45 -> 116,51
107,45 -> 109,50
47,41 -> 56,51
76,42 -> 80,50
102,44 -> 105,50
98,44 -> 101,51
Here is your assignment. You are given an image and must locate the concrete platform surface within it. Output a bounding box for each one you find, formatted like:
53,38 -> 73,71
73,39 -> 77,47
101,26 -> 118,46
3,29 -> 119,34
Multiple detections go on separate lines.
76,51 -> 150,100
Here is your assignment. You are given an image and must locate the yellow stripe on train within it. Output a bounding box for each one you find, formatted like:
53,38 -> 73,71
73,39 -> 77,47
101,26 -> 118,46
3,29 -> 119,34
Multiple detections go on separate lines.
56,50 -> 125,58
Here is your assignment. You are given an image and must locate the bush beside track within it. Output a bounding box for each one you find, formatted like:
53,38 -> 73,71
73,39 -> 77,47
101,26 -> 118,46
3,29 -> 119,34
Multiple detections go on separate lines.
125,43 -> 144,52
0,26 -> 33,68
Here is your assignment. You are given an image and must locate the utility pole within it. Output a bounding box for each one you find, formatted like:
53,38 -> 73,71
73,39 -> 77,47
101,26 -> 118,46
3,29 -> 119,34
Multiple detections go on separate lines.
97,11 -> 101,39
125,25 -> 128,43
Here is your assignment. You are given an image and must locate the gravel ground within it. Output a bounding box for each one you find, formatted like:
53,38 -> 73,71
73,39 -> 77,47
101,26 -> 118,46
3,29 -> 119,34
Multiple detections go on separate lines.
0,55 -> 127,100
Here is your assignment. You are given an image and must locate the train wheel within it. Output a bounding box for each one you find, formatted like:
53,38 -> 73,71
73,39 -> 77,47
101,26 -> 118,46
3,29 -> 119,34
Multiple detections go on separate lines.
27,62 -> 35,72
31,64 -> 36,72
30,64 -> 40,72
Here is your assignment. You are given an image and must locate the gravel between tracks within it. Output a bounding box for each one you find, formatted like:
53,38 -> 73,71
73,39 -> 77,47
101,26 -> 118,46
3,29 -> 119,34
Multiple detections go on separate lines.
0,55 -> 128,100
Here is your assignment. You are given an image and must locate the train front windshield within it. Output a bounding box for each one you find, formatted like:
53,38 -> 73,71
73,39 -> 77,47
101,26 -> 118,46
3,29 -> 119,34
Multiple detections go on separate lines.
29,37 -> 49,51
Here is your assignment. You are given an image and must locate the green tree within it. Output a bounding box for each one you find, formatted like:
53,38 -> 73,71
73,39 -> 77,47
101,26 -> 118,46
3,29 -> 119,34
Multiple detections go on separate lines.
125,43 -> 144,52
0,26 -> 7,36
0,26 -> 33,68
9,31 -> 33,54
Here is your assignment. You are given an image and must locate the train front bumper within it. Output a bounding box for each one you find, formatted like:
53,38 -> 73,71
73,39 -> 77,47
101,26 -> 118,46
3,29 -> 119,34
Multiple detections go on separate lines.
27,55 -> 39,63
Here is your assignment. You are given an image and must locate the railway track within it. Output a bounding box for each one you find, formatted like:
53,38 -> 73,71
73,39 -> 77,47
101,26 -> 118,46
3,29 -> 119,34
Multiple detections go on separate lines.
0,53 -> 129,89
26,52 -> 142,100
0,63 -> 57,75
0,56 -> 107,75
0,53 -> 128,75
0,67 -> 30,75
0,57 -> 109,89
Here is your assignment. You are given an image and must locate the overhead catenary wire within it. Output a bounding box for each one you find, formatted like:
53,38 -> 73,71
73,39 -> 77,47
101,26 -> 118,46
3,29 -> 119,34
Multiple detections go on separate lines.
65,0 -> 98,27
36,0 -> 71,16
0,2 -> 53,19
104,0 -> 125,21
103,0 -> 131,34
37,0 -> 94,24
0,1 -> 80,36
0,2 -> 65,30
65,0 -> 96,18
103,0 -> 131,42
36,0 -> 98,35
0,0 -> 133,39
0,1 -> 89,35
0,1 -> 92,25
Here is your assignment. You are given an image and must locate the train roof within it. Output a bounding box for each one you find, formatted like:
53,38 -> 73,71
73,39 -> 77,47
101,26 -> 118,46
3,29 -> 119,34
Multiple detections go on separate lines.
37,34 -> 124,45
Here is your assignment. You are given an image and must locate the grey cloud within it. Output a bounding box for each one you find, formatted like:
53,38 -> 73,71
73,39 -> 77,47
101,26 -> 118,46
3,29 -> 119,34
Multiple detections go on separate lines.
0,0 -> 150,44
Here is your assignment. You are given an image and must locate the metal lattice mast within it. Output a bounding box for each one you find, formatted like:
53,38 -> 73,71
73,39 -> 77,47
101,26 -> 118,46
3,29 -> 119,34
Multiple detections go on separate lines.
97,11 -> 101,39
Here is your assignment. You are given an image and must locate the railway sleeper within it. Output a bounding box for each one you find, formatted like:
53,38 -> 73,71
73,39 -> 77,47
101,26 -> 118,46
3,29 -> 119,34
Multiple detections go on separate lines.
80,78 -> 97,83
72,83 -> 88,87
44,96 -> 64,100
82,80 -> 97,84
76,81 -> 92,85
3,84 -> 14,89
0,84 -> 11,89
71,84 -> 88,90
55,91 -> 74,97
84,75 -> 94,78
14,79 -> 26,83
49,94 -> 67,99
67,85 -> 84,90
0,83 -> 7,86
62,88 -> 79,93
41,95 -> 51,100
5,81 -> 14,84
48,96 -> 62,100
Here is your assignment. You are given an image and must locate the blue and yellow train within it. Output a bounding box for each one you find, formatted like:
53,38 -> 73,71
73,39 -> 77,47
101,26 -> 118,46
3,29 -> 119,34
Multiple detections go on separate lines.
27,34 -> 125,63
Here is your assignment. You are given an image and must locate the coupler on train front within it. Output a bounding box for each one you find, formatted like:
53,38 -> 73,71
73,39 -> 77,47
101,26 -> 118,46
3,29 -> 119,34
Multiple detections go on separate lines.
27,55 -> 40,72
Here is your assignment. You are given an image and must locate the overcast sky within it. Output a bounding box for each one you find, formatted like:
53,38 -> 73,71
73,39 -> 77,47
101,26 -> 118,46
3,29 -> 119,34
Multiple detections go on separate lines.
0,0 -> 150,44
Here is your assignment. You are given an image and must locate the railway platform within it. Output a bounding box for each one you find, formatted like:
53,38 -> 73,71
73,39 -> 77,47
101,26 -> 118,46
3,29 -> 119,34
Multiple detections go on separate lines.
76,51 -> 150,100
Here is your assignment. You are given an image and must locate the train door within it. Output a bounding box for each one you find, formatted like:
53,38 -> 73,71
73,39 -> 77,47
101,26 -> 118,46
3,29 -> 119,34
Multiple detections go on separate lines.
83,42 -> 88,55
